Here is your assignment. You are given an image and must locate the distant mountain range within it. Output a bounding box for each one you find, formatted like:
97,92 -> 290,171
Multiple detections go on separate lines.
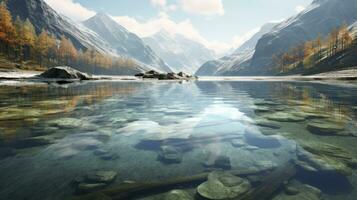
7,0 -> 357,76
143,31 -> 215,74
195,23 -> 277,76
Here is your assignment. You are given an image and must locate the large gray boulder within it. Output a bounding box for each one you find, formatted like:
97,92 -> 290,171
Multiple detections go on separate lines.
39,66 -> 92,80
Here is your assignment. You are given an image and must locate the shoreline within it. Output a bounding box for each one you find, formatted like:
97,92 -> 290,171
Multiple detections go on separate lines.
1,68 -> 357,83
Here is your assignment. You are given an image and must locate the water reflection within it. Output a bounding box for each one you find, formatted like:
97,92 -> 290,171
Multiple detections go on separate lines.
0,80 -> 356,200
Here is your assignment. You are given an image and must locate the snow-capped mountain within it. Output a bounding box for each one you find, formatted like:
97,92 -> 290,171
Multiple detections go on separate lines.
7,0 -> 172,74
84,13 -> 172,73
248,0 -> 357,75
7,0 -> 114,55
195,23 -> 277,76
143,30 -> 215,74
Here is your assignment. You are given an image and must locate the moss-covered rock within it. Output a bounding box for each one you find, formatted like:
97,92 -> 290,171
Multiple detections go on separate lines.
197,171 -> 251,200
296,141 -> 357,176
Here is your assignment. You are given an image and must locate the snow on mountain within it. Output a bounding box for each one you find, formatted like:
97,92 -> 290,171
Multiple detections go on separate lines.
143,30 -> 215,74
249,0 -> 357,75
195,23 -> 277,76
83,13 -> 172,73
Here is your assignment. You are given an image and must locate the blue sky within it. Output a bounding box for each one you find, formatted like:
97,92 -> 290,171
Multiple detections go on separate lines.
45,0 -> 312,54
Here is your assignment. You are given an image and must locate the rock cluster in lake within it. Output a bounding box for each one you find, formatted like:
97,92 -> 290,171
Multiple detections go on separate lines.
135,70 -> 197,80
39,66 -> 92,80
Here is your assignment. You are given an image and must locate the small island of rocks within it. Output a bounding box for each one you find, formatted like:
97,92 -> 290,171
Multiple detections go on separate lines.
135,70 -> 198,80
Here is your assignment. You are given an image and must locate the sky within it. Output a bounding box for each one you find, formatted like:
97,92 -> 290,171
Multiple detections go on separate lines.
44,0 -> 312,55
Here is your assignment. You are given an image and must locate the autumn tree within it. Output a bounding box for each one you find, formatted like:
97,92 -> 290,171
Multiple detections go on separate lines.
35,29 -> 56,66
0,1 -> 16,56
58,35 -> 77,65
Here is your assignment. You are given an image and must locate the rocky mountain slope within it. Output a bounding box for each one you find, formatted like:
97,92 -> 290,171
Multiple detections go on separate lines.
248,0 -> 357,75
84,13 -> 172,73
143,31 -> 215,74
195,23 -> 277,76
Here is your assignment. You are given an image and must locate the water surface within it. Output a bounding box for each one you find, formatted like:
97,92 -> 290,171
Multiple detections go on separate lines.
0,80 -> 357,200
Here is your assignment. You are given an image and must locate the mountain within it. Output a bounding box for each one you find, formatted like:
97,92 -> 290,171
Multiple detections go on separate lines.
195,23 -> 277,76
143,30 -> 215,74
248,0 -> 357,75
6,0 -> 170,74
7,0 -> 113,55
84,13 -> 172,73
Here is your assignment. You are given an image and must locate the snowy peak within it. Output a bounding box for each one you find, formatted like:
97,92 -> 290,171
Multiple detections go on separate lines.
195,22 -> 278,76
84,13 -> 172,72
143,30 -> 215,74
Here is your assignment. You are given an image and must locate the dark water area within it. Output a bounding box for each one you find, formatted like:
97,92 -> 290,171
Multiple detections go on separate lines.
0,80 -> 357,200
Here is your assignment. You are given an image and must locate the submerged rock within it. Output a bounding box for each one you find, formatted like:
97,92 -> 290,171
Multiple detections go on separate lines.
39,66 -> 91,80
0,147 -> 16,159
273,181 -> 321,200
158,146 -> 182,164
266,112 -> 305,122
163,190 -> 193,200
255,119 -> 282,129
85,171 -> 117,183
13,136 -> 53,149
231,139 -> 245,148
203,155 -> 232,170
77,183 -> 107,193
244,129 -> 281,149
307,121 -> 346,136
49,118 -> 83,129
75,170 -> 117,194
296,141 -> 357,176
197,171 -> 251,200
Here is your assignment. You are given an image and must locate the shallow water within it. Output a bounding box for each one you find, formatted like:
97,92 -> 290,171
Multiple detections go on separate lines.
0,80 -> 357,200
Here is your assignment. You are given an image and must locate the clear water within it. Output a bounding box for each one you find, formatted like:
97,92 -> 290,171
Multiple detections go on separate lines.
0,80 -> 357,200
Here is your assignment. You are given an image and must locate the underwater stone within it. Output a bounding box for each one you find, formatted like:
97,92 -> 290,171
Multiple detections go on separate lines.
163,190 -> 193,200
254,106 -> 271,113
158,146 -> 182,164
85,171 -> 117,183
266,112 -> 305,122
273,181 -> 321,200
77,183 -> 107,193
231,139 -> 245,148
307,121 -> 346,136
297,141 -> 357,176
255,119 -> 282,129
197,171 -> 251,200
49,118 -> 83,129
13,136 -> 53,148
244,129 -> 281,149
0,147 -> 16,159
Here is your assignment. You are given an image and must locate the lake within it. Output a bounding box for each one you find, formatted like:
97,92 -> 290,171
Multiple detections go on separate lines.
0,79 -> 357,200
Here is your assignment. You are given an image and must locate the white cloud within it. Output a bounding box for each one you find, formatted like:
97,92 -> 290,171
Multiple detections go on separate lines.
181,0 -> 225,16
44,0 -> 95,21
295,5 -> 306,13
151,0 -> 166,8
